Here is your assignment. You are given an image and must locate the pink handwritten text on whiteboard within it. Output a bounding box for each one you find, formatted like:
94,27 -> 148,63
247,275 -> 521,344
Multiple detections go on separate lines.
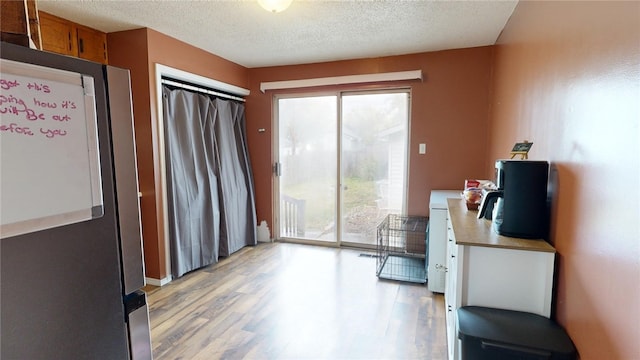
0,77 -> 76,139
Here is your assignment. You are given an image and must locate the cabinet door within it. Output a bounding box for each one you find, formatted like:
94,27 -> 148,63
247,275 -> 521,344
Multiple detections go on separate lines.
76,25 -> 108,64
427,208 -> 447,293
445,241 -> 455,360
444,217 -> 458,360
39,11 -> 76,56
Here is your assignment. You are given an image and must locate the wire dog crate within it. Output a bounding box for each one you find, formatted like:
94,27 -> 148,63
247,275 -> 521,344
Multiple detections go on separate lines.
376,214 -> 429,283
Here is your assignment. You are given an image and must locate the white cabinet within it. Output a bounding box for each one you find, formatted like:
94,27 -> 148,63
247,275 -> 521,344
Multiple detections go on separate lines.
445,218 -> 461,360
444,199 -> 556,360
428,190 -> 461,293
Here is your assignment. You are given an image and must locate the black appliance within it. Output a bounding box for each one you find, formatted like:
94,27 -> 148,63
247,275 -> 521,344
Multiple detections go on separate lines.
1,42 -> 152,359
478,160 -> 549,239
457,306 -> 576,360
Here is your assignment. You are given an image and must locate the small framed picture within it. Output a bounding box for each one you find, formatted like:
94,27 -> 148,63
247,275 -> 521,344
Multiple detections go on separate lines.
512,142 -> 533,152
510,141 -> 533,159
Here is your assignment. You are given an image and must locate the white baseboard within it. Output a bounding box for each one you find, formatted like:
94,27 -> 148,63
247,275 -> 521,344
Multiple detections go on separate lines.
145,276 -> 172,287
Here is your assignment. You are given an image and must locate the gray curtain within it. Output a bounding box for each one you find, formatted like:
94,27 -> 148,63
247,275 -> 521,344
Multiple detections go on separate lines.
162,86 -> 257,278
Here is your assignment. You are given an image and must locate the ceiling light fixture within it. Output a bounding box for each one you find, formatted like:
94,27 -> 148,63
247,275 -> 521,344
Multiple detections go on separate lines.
257,0 -> 293,13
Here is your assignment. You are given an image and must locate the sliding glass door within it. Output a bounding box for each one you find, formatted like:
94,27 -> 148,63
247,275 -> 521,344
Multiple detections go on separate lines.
275,90 -> 409,248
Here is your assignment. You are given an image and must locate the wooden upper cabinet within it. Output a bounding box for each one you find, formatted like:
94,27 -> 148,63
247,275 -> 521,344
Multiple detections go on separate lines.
39,11 -> 76,55
39,11 -> 107,64
1,0 -> 38,47
76,25 -> 108,63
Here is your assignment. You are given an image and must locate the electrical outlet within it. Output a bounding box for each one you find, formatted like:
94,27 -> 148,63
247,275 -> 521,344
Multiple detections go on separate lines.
419,143 -> 426,154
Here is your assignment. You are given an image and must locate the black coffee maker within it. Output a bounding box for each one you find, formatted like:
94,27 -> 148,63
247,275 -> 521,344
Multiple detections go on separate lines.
478,160 -> 549,239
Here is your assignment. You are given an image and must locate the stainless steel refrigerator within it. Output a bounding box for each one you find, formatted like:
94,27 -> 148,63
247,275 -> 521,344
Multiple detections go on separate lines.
1,42 -> 152,359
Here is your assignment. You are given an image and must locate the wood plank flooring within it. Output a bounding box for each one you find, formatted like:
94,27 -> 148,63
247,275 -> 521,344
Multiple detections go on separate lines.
145,242 -> 447,359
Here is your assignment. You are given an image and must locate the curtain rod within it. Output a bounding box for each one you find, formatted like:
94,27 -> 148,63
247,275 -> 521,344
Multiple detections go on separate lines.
259,70 -> 422,93
161,78 -> 246,102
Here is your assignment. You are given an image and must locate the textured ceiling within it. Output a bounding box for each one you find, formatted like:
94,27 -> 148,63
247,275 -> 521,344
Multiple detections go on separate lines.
37,0 -> 518,68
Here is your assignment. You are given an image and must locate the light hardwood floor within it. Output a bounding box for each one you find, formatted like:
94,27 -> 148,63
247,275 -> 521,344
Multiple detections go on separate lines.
145,242 -> 447,359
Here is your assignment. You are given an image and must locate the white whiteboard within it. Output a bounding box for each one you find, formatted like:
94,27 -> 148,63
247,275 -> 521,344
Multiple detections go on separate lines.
0,59 -> 103,239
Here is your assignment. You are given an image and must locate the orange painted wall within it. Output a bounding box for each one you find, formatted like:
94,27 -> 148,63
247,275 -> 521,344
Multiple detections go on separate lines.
107,28 -> 249,280
107,29 -> 162,278
489,2 -> 639,358
246,47 -> 494,227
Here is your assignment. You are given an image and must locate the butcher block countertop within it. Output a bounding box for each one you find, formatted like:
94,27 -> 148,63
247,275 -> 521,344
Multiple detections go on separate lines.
447,198 -> 556,253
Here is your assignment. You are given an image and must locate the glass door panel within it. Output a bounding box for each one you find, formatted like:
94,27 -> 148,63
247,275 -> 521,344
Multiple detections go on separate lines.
341,92 -> 408,247
277,96 -> 337,243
